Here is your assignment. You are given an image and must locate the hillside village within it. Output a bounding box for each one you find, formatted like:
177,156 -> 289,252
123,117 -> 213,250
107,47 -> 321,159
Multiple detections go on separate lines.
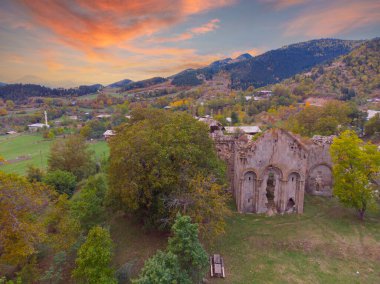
1,33 -> 380,284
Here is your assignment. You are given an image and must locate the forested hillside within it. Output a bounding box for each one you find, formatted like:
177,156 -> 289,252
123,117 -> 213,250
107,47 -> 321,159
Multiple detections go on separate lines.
281,38 -> 380,99
170,39 -> 362,89
0,84 -> 103,102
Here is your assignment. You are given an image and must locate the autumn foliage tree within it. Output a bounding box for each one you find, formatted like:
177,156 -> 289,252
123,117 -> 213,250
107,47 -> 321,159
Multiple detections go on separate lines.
108,108 -> 228,234
330,130 -> 380,220
72,226 -> 117,284
48,135 -> 95,180
0,172 -> 53,266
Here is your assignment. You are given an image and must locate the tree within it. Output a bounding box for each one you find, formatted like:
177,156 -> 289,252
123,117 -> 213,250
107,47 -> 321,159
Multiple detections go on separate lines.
26,165 -> 45,182
231,111 -> 239,125
134,215 -> 207,284
0,172 -> 52,266
108,108 -> 226,230
43,170 -> 77,196
133,251 -> 191,284
330,130 -> 380,220
365,113 -> 380,137
44,194 -> 81,252
70,174 -> 108,230
286,100 -> 352,136
72,226 -> 117,284
48,135 -> 95,180
168,174 -> 231,239
5,100 -> 14,110
167,215 -> 208,282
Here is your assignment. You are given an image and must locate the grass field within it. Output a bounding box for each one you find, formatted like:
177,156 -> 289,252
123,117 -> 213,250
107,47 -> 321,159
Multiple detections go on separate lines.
0,133 -> 109,175
110,196 -> 380,283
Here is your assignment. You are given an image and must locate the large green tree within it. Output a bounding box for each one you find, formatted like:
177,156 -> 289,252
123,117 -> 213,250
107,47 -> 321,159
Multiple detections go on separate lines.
43,170 -> 77,196
133,251 -> 191,284
108,108 -> 227,231
70,174 -> 108,231
330,130 -> 380,220
72,226 -> 117,284
167,215 -> 208,282
48,135 -> 95,180
134,214 -> 207,284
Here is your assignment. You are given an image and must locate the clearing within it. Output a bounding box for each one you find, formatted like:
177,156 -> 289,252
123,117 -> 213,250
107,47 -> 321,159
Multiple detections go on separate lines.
0,133 -> 109,175
111,196 -> 380,283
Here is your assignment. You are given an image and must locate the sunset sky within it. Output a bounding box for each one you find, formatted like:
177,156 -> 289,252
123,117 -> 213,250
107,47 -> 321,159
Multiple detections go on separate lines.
0,0 -> 379,87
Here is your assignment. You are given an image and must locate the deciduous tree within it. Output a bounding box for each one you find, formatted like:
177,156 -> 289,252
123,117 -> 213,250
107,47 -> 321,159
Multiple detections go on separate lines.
330,130 -> 380,220
72,226 -> 117,284
43,170 -> 77,196
167,215 -> 208,282
48,135 -> 95,180
70,174 -> 108,230
0,172 -> 52,266
108,109 -> 226,231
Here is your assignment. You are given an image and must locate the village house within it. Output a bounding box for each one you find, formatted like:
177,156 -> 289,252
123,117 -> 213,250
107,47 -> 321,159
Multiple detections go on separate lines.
225,126 -> 261,135
28,123 -> 49,132
103,130 -> 116,140
367,110 -> 380,120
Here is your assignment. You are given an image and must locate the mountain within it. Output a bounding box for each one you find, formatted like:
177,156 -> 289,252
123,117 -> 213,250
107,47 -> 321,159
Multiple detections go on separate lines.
0,83 -> 103,102
0,82 -> 6,87
171,38 -> 363,89
13,75 -> 85,88
281,38 -> 380,99
236,53 -> 253,60
120,77 -> 168,91
108,78 -> 133,88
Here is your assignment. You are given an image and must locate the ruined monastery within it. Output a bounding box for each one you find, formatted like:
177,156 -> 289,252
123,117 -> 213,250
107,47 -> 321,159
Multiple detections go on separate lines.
200,117 -> 334,215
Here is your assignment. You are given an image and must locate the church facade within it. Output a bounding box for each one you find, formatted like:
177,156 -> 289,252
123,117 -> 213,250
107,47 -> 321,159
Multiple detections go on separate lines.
212,128 -> 333,214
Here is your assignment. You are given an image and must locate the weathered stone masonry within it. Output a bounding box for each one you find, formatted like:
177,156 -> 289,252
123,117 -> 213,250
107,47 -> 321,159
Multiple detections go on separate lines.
211,128 -> 333,214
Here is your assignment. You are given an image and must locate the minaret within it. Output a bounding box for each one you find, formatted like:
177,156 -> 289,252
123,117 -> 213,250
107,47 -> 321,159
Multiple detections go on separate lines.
44,111 -> 48,126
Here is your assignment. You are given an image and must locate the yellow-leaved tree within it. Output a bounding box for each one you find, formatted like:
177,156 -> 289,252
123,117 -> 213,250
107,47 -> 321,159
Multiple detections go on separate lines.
0,172 -> 53,266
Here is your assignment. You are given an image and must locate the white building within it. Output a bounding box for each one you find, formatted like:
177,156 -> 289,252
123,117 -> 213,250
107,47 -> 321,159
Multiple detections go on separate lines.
367,110 -> 380,120
225,126 -> 261,135
28,123 -> 49,131
103,130 -> 116,140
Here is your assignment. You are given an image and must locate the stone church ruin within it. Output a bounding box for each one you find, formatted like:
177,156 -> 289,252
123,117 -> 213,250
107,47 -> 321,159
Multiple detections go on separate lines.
200,117 -> 334,215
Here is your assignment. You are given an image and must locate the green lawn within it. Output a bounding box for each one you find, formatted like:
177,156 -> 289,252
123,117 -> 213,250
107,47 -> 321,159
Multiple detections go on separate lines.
208,196 -> 380,284
0,133 -> 109,175
110,196 -> 380,283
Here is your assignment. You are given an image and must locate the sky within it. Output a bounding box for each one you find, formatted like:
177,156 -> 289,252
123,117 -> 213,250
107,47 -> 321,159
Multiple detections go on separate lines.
0,0 -> 379,87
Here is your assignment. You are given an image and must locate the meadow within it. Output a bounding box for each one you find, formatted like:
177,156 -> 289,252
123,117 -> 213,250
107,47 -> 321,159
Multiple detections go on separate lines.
0,133 -> 109,175
111,196 -> 380,283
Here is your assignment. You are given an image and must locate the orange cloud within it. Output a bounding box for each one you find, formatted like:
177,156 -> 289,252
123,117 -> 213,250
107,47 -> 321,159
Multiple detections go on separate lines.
285,0 -> 380,37
190,19 -> 220,34
260,0 -> 309,10
18,0 -> 233,55
151,18 -> 220,43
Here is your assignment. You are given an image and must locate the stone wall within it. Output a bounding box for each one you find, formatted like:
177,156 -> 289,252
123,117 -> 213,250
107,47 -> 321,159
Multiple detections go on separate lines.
212,128 -> 334,215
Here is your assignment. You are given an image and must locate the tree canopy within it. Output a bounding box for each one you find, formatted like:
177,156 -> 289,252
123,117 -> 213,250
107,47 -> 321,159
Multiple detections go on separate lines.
48,135 -> 95,180
108,108 -> 227,231
0,172 -> 52,266
72,226 -> 117,284
134,214 -> 207,284
330,130 -> 380,219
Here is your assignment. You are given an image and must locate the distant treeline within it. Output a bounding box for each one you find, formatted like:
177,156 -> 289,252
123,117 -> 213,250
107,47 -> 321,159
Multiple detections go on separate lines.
0,84 -> 103,102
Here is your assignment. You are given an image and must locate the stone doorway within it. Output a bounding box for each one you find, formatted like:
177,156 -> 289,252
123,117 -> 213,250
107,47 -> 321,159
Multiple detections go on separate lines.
242,171 -> 256,212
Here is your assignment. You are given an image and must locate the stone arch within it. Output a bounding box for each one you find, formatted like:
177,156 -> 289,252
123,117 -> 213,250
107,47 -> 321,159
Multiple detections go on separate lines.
241,171 -> 258,213
260,165 -> 284,213
285,170 -> 305,182
286,172 -> 301,213
307,163 -> 333,196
